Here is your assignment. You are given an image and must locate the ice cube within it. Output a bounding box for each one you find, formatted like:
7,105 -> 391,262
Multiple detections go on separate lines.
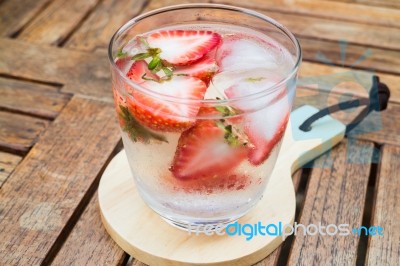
216,37 -> 279,72
122,36 -> 148,56
208,68 -> 282,109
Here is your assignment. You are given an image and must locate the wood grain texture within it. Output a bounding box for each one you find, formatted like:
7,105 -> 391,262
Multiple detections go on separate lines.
212,0 -> 400,28
299,61 -> 400,104
299,37 -> 400,75
0,77 -> 70,119
288,140 -> 374,265
17,0 -> 99,45
127,258 -> 147,266
366,145 -> 400,266
0,152 -> 22,187
325,0 -> 400,9
253,170 -> 303,266
210,3 -> 400,50
0,0 -> 51,37
0,112 -> 49,153
0,96 -> 121,265
295,88 -> 400,147
263,9 -> 400,51
65,0 -> 146,51
51,192 -> 128,266
0,38 -> 111,99
143,0 -> 210,12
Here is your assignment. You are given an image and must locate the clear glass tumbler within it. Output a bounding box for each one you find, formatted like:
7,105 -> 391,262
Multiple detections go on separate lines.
108,4 -> 301,230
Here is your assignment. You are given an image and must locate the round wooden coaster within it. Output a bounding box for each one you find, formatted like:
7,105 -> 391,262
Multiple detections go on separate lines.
98,105 -> 345,266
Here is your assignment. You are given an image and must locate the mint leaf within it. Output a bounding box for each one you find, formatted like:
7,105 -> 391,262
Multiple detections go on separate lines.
245,77 -> 265,82
119,105 -> 168,143
116,48 -> 127,58
132,52 -> 150,61
148,55 -> 161,70
162,67 -> 173,77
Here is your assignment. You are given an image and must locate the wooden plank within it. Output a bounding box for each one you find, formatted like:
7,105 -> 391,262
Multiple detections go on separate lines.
324,0 -> 400,9
366,145 -> 400,266
0,96 -> 121,265
51,192 -> 128,266
127,258 -> 147,266
299,61 -> 400,104
263,10 -> 400,51
212,0 -> 400,28
0,38 -> 111,99
0,0 -> 51,37
143,0 -> 210,12
295,87 -> 400,147
287,140 -> 374,265
354,0 -> 400,9
0,77 -> 70,119
253,169 -> 303,265
0,152 -> 22,187
210,2 -> 400,50
299,37 -> 400,75
0,112 -> 49,153
17,0 -> 99,45
65,0 -> 146,51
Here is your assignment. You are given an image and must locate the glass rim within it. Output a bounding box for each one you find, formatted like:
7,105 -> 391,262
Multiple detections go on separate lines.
108,3 -> 302,105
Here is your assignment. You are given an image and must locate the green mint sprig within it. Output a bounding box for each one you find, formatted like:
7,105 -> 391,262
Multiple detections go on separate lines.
119,105 -> 168,143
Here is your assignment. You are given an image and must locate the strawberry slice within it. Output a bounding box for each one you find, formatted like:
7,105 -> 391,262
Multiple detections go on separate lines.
147,30 -> 221,65
115,57 -> 132,72
126,60 -> 160,83
126,76 -> 207,132
112,87 -> 126,127
174,57 -> 219,85
225,81 -> 291,165
246,113 -> 289,165
170,107 -> 248,180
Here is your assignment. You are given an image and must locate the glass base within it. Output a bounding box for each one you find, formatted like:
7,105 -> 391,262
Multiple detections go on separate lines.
160,215 -> 241,233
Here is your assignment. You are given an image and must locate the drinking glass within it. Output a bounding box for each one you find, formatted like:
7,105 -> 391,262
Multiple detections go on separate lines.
108,4 -> 301,230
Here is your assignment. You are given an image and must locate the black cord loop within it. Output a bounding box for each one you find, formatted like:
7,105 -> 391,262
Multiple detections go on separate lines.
299,75 -> 390,134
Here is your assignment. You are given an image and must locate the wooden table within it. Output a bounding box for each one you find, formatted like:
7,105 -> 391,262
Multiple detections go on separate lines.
0,0 -> 399,265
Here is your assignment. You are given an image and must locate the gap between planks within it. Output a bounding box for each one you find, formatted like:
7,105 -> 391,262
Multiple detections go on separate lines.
44,139 -> 124,265
0,76 -> 71,120
287,139 -> 375,264
16,0 -> 100,46
211,0 -> 400,28
366,144 -> 400,265
0,151 -> 22,188
0,95 -> 121,265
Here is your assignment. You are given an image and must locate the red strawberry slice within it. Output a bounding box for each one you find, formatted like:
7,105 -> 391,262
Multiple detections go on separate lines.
175,57 -> 219,85
147,30 -> 221,65
126,60 -> 160,83
226,82 -> 291,165
112,87 -> 126,127
115,57 -> 132,71
246,113 -> 289,165
170,107 -> 248,180
126,76 -> 207,132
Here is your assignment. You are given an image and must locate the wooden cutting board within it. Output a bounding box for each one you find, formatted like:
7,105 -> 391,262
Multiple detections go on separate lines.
98,105 -> 345,266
